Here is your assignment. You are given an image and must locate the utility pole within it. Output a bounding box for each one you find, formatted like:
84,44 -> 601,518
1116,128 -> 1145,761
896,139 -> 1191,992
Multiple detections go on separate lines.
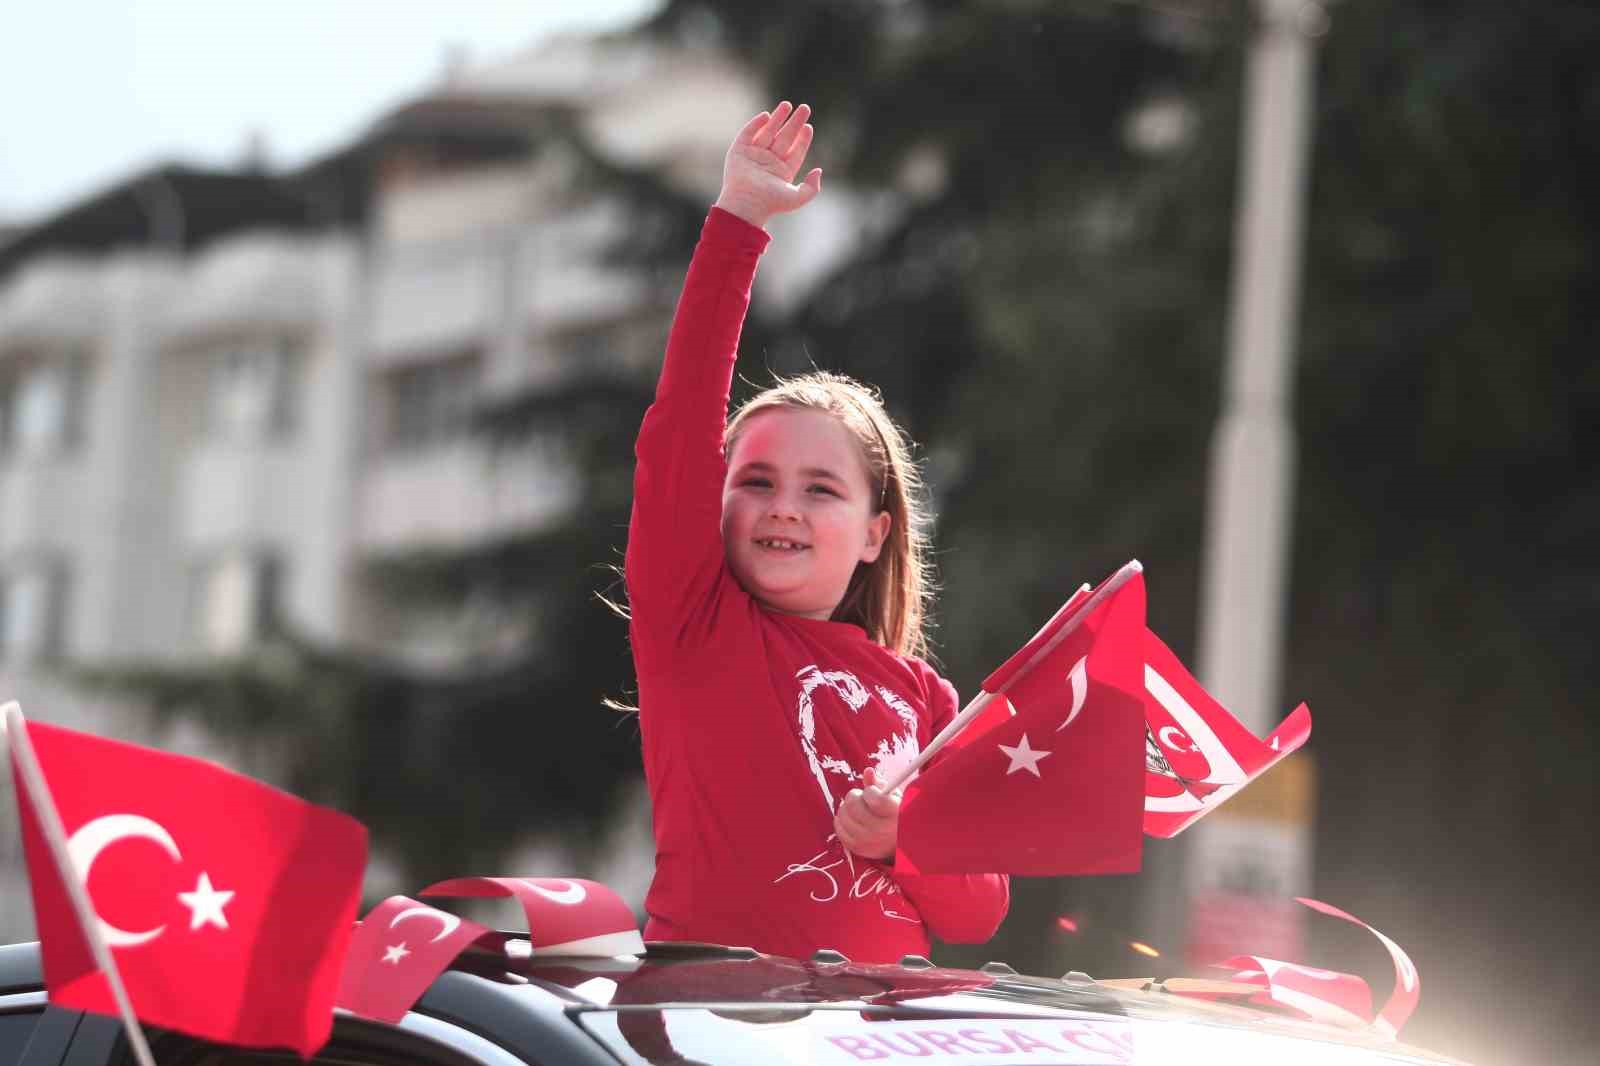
1154,0 -> 1330,969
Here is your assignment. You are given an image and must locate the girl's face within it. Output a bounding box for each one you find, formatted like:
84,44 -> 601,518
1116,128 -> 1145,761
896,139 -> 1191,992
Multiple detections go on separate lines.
721,407 -> 891,621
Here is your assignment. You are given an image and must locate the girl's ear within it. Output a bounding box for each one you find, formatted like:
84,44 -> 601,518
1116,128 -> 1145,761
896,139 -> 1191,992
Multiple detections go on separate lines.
860,511 -> 892,564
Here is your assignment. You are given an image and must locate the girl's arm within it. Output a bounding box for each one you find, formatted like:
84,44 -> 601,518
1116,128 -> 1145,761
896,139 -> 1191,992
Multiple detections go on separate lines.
897,869 -> 1011,945
625,104 -> 822,669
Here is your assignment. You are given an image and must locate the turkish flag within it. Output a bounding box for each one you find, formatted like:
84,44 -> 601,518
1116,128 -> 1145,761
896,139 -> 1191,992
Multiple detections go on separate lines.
897,570 -> 1147,875
1216,955 -> 1375,1028
1141,631 -> 1312,837
337,897 -> 488,1023
420,877 -> 644,957
1171,898 -> 1418,1039
10,719 -> 367,1057
1296,897 -> 1419,1039
978,582 -> 1094,696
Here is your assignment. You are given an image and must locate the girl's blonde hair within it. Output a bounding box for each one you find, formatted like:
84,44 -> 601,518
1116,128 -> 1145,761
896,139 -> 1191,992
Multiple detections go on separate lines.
725,370 -> 933,661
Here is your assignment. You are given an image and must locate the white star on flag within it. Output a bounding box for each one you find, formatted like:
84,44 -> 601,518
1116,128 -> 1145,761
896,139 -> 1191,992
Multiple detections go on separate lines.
997,734 -> 1051,777
178,872 -> 235,930
381,942 -> 411,965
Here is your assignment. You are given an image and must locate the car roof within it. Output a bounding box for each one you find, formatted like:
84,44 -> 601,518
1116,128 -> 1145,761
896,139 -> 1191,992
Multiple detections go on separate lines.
0,942 -> 41,995
451,937 -> 1464,1064
1,938 -> 1465,1065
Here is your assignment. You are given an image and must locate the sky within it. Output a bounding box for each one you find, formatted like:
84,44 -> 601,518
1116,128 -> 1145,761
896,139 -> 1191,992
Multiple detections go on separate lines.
0,0 -> 660,224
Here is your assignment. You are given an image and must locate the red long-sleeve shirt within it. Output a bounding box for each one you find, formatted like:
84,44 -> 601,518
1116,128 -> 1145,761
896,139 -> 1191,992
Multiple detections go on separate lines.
626,207 -> 1008,963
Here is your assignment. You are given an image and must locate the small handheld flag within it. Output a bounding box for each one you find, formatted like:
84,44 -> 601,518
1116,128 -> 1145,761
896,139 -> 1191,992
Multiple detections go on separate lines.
883,562 -> 1141,792
5,703 -> 367,1057
896,565 -> 1148,875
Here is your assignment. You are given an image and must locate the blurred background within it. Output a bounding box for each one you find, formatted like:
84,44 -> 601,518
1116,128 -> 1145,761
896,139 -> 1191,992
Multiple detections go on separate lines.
1,2 -> 1595,1064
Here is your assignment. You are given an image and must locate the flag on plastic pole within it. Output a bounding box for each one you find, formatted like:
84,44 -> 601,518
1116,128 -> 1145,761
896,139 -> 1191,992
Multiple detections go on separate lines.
4,703 -> 158,1066
5,705 -> 367,1057
896,568 -> 1147,875
882,567 -> 1132,793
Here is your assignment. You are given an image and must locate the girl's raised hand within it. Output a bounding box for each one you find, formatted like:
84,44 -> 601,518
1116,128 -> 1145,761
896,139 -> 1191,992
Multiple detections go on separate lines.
713,102 -> 822,229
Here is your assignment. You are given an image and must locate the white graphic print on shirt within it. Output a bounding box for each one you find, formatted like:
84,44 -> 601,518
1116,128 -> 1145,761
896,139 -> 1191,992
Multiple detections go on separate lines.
792,664 -> 921,813
777,664 -> 923,923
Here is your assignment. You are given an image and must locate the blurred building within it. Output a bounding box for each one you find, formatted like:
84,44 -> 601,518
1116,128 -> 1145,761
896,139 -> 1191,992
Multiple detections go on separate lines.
0,30 -> 867,935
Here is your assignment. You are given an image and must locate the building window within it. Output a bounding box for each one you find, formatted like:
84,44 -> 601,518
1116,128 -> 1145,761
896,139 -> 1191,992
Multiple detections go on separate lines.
0,562 -> 69,664
382,352 -> 480,452
208,338 -> 298,442
190,551 -> 282,655
0,356 -> 85,459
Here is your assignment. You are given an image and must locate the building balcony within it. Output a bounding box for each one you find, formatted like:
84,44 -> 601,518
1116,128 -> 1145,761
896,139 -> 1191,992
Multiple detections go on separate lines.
179,441 -> 310,551
357,437 -> 578,554
0,457 -> 91,556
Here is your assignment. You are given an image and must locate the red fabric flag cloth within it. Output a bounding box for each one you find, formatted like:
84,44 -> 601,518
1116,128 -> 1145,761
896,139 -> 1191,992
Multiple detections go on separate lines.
1295,897 -> 1419,1039
896,571 -> 1147,875
977,582 -> 1095,696
1217,955 -> 1375,1028
1141,630 -> 1313,838
336,896 -> 488,1023
10,720 -> 367,1057
1176,898 -> 1418,1039
421,877 -> 645,957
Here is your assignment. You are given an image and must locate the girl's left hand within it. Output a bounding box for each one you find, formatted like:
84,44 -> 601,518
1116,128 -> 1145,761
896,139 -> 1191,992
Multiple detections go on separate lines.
714,102 -> 822,229
834,767 -> 902,861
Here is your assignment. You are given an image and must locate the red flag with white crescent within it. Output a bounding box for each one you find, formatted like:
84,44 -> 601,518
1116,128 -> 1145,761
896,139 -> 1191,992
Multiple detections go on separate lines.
336,896 -> 489,1023
1216,955 -> 1375,1028
421,876 -> 644,957
1174,898 -> 1419,1039
897,570 -> 1146,875
9,719 -> 367,1057
1296,897 -> 1420,1038
1141,630 -> 1312,837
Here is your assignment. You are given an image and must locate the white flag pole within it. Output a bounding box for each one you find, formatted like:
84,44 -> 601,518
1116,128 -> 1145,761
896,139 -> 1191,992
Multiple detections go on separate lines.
2,703 -> 158,1066
882,560 -> 1143,794
880,694 -> 997,796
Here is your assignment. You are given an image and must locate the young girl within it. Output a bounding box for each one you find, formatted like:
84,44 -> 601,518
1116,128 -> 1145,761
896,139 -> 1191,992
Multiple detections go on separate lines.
626,102 -> 1009,963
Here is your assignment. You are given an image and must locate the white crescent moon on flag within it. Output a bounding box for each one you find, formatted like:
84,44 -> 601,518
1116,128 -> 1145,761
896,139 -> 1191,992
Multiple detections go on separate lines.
1144,665 -> 1248,784
1259,958 -> 1341,981
1055,656 -> 1089,731
520,879 -> 586,905
66,814 -> 182,948
389,906 -> 462,943
1158,725 -> 1196,753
